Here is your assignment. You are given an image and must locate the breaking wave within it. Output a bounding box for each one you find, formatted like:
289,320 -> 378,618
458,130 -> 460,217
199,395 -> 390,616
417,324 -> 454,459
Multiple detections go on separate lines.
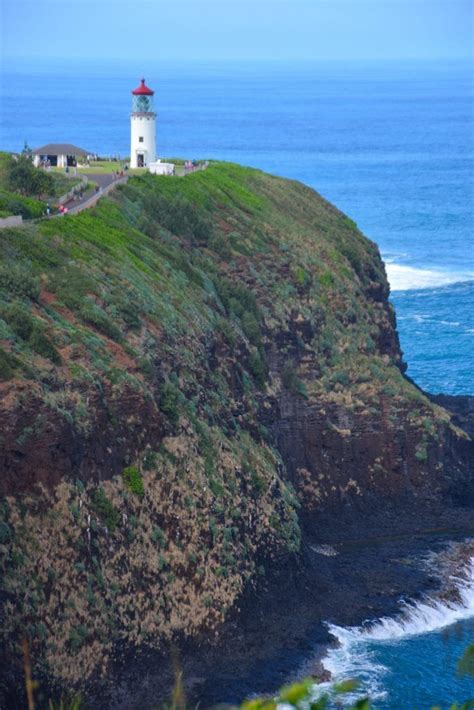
385,263 -> 474,292
320,545 -> 474,703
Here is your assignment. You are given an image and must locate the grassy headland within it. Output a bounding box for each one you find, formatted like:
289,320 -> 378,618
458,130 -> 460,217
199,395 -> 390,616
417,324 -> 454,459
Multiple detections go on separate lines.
0,161 -> 470,697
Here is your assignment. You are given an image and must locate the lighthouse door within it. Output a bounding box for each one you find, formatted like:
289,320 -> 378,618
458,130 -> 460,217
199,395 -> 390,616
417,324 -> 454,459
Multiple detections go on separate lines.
137,153 -> 144,167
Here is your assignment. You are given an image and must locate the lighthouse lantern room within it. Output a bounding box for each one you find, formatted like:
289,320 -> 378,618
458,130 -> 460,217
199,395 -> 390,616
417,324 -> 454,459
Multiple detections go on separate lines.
130,78 -> 156,169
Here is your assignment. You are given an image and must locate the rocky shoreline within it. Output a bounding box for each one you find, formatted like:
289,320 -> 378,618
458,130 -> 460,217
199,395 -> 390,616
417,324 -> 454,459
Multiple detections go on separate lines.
99,502 -> 474,709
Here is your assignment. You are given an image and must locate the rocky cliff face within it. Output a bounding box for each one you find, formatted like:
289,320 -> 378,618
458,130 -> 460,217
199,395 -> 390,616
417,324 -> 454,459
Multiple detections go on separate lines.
0,163 -> 472,698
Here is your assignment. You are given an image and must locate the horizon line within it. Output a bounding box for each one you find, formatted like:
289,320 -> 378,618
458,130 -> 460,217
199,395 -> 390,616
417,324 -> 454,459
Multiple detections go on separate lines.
3,54 -> 473,64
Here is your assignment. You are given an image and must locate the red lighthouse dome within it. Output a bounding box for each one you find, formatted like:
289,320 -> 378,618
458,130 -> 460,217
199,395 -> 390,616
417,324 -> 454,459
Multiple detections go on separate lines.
132,78 -> 154,96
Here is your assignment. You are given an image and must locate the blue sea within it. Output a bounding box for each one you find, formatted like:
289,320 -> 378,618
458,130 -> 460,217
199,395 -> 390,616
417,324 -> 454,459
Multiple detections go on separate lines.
1,58 -> 473,708
322,550 -> 474,709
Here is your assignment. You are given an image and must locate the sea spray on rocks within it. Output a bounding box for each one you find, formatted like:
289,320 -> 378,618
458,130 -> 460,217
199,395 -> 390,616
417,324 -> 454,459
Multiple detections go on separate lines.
320,541 -> 474,705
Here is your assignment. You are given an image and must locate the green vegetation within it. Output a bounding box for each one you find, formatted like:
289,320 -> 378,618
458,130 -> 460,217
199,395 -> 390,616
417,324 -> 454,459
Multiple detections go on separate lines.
142,190 -> 213,244
0,303 -> 61,364
249,350 -> 268,387
0,151 -> 85,217
0,160 -> 459,695
49,173 -> 84,198
282,361 -> 308,398
160,382 -> 183,424
6,154 -> 54,197
458,645 -> 474,678
0,188 -> 45,218
122,465 -> 144,497
75,160 -> 125,173
0,347 -> 21,380
90,488 -> 120,532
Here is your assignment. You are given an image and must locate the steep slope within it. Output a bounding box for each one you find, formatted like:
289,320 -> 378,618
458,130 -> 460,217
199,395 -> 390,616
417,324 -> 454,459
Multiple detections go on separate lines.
0,163 -> 472,695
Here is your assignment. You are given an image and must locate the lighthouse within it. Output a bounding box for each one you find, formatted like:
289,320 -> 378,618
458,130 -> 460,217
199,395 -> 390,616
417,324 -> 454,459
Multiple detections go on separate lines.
130,78 -> 156,169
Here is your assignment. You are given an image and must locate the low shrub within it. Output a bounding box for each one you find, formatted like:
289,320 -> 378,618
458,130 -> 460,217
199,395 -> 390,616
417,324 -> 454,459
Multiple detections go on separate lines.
0,303 -> 61,363
138,357 -> 154,380
142,449 -> 158,470
208,233 -> 232,259
241,311 -> 262,346
90,488 -> 120,532
160,381 -> 183,425
215,276 -> 259,319
1,303 -> 35,340
68,625 -> 89,654
0,189 -> 45,219
151,526 -> 166,545
0,264 -> 40,300
339,239 -> 364,278
122,465 -> 144,497
28,327 -> 61,364
248,350 -> 267,388
282,362 -> 308,398
143,191 -> 212,244
0,347 -> 20,381
332,369 -> 350,387
415,443 -> 428,463
319,271 -> 334,289
80,302 -> 123,342
8,155 -> 54,197
209,478 -> 225,497
215,317 -> 236,347
294,267 -> 312,290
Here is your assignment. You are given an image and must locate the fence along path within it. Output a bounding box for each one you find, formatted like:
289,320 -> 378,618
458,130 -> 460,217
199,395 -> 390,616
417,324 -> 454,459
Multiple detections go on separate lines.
2,162 -> 209,226
65,174 -> 128,215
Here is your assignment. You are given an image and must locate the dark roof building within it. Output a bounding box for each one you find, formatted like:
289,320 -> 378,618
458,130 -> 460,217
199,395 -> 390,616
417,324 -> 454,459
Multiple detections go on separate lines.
32,143 -> 91,168
33,143 -> 90,157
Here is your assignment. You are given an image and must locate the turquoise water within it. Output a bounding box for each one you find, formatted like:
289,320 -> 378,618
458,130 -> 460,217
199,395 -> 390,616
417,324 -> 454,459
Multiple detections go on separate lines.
1,58 -> 473,706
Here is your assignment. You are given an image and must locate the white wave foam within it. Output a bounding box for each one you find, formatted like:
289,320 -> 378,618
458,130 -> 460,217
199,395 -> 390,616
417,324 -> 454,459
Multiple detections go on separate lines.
383,253 -> 409,265
385,263 -> 474,291
320,551 -> 474,700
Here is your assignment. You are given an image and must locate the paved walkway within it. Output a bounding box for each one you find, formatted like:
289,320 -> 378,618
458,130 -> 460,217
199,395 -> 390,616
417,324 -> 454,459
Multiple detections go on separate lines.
62,173 -> 127,215
49,162 -> 209,218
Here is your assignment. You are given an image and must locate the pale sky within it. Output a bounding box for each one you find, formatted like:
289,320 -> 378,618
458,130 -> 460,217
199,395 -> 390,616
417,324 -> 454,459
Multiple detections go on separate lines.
1,0 -> 472,62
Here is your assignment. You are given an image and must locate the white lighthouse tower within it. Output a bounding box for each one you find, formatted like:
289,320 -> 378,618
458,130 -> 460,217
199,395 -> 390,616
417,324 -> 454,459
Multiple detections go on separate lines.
130,78 -> 156,169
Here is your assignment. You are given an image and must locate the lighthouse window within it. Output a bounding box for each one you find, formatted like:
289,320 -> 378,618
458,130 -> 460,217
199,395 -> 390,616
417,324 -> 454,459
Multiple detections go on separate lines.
139,136 -> 144,142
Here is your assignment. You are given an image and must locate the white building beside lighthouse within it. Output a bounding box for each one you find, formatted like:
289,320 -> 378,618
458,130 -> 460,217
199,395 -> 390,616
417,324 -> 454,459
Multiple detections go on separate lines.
130,78 -> 156,169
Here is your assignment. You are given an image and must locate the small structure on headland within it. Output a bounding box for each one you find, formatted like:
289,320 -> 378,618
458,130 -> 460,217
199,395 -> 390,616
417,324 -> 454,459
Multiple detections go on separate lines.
27,78 -> 203,180
130,78 -> 174,175
32,143 -> 91,168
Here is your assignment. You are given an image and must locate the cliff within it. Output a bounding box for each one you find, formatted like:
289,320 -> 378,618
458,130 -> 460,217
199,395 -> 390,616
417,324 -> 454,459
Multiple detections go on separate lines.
0,162 -> 472,698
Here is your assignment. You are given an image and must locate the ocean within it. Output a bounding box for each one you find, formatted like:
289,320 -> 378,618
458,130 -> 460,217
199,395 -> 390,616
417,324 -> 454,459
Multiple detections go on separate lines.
322,549 -> 474,709
1,57 -> 473,708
